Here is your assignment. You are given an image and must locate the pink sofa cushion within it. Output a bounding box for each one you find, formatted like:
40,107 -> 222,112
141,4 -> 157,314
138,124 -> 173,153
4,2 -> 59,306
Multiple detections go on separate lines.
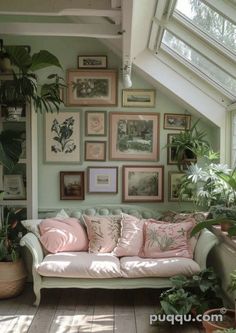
39,218 -> 88,254
82,215 -> 121,253
112,213 -> 144,257
37,252 -> 121,278
140,220 -> 195,259
120,256 -> 200,278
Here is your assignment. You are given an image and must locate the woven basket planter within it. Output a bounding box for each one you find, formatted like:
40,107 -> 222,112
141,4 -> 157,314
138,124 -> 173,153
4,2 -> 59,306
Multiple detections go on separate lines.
0,259 -> 27,299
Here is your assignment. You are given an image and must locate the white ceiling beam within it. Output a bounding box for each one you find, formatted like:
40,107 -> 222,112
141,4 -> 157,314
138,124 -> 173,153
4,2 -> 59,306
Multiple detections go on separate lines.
0,22 -> 122,38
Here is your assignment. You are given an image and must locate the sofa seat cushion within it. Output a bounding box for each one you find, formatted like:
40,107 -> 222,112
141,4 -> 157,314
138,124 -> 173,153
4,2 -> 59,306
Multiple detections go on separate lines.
37,252 -> 121,278
120,256 -> 200,278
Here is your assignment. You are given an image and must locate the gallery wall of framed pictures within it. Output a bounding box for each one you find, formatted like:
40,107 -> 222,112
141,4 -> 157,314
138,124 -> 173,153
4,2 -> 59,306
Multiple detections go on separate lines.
40,51 -> 196,207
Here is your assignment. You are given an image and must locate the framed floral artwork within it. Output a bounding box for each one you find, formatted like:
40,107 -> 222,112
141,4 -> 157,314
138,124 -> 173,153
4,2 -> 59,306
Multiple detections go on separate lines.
78,55 -> 107,69
122,165 -> 164,202
87,167 -> 118,194
164,113 -> 191,130
66,69 -> 117,106
85,141 -> 106,161
60,171 -> 85,200
44,111 -> 81,163
122,89 -> 155,107
85,111 -> 107,136
109,112 -> 160,161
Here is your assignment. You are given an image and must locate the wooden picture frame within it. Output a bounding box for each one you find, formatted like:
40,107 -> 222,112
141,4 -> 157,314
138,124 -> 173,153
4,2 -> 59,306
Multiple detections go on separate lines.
44,111 -> 82,163
78,55 -> 107,69
66,69 -> 117,106
60,171 -> 85,200
85,141 -> 106,161
122,89 -> 155,107
122,165 -> 164,202
3,174 -> 25,199
109,112 -> 160,161
164,113 -> 191,130
85,111 -> 107,136
168,171 -> 193,202
167,133 -> 179,165
87,167 -> 118,194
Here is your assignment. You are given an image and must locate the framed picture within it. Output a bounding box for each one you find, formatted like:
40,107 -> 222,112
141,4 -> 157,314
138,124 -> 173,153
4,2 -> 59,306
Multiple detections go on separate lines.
3,174 -> 25,199
60,171 -> 85,200
167,133 -> 179,165
66,69 -> 117,106
122,165 -> 164,202
109,112 -> 160,161
85,141 -> 106,161
168,171 -> 194,202
164,113 -> 191,130
87,167 -> 118,194
44,111 -> 81,163
122,89 -> 155,107
85,111 -> 107,136
78,55 -> 107,69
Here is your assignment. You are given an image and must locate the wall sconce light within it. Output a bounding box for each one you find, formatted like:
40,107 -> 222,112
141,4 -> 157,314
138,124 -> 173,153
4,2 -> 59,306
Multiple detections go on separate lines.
122,63 -> 132,88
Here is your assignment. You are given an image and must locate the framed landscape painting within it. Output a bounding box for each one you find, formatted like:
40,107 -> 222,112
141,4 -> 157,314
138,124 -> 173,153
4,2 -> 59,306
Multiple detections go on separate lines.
122,165 -> 164,202
122,89 -> 155,107
78,55 -> 107,69
109,112 -> 160,161
60,171 -> 85,200
164,113 -> 191,130
66,69 -> 117,106
44,111 -> 81,163
87,167 -> 118,194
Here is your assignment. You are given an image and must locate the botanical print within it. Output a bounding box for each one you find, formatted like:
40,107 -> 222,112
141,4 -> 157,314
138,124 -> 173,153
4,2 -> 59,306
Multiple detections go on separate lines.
86,111 -> 106,136
45,112 -> 81,163
128,171 -> 158,196
73,78 -> 109,99
51,117 -> 76,154
147,228 -> 174,251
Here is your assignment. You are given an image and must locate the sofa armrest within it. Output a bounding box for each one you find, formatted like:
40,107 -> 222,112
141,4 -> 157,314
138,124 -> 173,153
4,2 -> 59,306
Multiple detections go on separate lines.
193,229 -> 219,270
20,232 -> 44,267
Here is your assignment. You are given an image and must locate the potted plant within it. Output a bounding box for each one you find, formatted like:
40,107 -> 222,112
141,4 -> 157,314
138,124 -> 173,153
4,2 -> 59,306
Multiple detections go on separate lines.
0,42 -> 65,114
165,119 -> 210,170
0,200 -> 27,298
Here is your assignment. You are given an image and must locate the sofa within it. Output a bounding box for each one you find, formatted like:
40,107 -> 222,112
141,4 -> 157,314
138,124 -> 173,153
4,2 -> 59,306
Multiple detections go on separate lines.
20,205 -> 218,306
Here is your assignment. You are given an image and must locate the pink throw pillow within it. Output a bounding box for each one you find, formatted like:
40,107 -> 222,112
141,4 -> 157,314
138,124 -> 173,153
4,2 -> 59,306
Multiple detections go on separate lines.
82,215 -> 121,253
140,220 -> 195,259
113,213 -> 144,257
39,218 -> 88,254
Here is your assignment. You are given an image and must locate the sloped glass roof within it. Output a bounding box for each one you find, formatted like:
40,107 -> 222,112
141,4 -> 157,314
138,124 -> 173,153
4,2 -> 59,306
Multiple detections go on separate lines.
175,0 -> 236,54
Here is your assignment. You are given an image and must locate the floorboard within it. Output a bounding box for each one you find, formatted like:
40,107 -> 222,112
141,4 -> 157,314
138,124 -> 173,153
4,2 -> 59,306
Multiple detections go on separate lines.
0,284 -> 207,333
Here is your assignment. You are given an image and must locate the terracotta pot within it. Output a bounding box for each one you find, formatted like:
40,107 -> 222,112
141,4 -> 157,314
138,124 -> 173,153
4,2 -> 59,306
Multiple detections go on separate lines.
0,259 -> 27,299
202,308 -> 236,332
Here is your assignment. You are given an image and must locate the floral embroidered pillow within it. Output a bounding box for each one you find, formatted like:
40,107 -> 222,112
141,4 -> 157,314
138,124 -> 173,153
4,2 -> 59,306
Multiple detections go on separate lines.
140,220 -> 195,259
82,215 -> 121,253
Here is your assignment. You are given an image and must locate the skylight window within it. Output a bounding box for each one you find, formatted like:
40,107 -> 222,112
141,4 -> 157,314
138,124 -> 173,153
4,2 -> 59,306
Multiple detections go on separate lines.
162,30 -> 236,96
175,0 -> 236,54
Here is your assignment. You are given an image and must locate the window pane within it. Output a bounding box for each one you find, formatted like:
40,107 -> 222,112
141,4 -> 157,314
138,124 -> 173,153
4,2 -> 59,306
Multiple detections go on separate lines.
162,30 -> 236,96
175,0 -> 236,53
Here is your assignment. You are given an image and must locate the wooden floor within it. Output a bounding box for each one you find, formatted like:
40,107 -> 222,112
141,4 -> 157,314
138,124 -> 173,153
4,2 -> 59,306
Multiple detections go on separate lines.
0,284 -> 204,333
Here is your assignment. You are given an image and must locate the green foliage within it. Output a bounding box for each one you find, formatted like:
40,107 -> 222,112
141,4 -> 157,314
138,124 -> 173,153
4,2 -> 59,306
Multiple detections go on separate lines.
214,329 -> 236,333
165,120 -> 210,170
0,204 -> 26,262
159,268 -> 222,316
0,130 -> 22,170
0,44 -> 65,113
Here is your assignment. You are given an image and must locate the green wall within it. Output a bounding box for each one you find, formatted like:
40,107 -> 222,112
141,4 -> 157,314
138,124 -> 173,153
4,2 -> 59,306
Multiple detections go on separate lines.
3,35 -> 219,212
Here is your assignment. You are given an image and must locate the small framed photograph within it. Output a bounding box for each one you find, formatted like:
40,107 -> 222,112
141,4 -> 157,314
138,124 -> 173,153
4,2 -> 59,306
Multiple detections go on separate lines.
167,133 -> 179,165
109,112 -> 160,161
78,55 -> 107,69
168,171 -> 193,202
85,141 -> 106,161
122,89 -> 155,107
164,113 -> 191,130
122,165 -> 164,202
3,174 -> 25,199
44,111 -> 81,163
85,111 -> 107,136
60,172 -> 85,200
87,167 -> 118,194
66,69 -> 117,106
